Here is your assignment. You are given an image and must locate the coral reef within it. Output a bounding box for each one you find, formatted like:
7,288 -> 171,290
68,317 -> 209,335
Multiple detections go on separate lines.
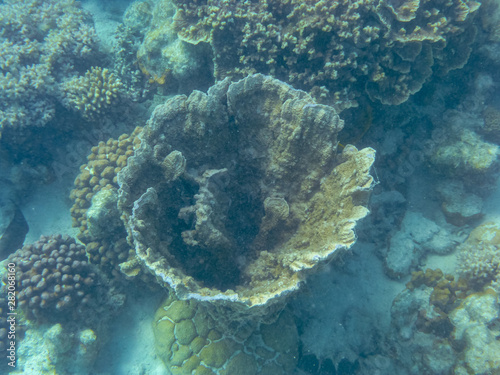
116,74 -> 375,327
3,234 -> 99,323
456,221 -> 500,291
0,0 -> 99,133
11,323 -> 99,375
449,290 -> 500,374
156,0 -> 483,107
391,267 -> 500,374
70,127 -> 142,276
61,66 -> 123,120
153,294 -> 298,374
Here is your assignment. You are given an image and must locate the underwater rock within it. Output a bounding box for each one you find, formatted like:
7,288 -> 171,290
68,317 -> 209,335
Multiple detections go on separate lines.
0,203 -> 28,260
86,188 -> 122,239
385,211 -> 457,278
430,112 -> 499,177
436,180 -> 483,226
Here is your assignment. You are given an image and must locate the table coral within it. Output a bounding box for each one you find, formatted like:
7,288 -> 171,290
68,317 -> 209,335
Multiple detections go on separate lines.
153,0 -> 482,107
116,74 -> 375,326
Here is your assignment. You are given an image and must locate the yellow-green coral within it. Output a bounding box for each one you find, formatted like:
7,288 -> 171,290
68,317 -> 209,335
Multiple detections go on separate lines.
153,294 -> 298,375
62,67 -> 123,120
117,74 -> 375,326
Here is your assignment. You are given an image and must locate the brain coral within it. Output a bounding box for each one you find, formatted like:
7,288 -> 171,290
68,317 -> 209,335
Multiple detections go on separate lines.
153,294 -> 299,374
0,0 -> 99,134
156,0 -> 481,107
116,74 -> 375,326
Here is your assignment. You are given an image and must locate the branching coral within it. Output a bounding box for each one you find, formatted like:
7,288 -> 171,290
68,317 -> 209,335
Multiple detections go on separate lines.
0,0 -> 99,133
61,67 -> 123,120
457,222 -> 500,291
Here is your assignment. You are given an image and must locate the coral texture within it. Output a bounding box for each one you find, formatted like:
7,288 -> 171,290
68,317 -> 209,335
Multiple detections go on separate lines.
61,67 -> 123,120
117,74 -> 375,323
0,0 -> 99,133
155,0 -> 483,107
70,127 -> 142,275
3,234 -> 98,323
456,221 -> 500,291
153,294 -> 298,374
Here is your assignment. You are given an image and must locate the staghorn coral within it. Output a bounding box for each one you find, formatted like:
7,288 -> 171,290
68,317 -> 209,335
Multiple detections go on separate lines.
2,234 -> 98,323
0,0 -> 99,134
61,66 -> 123,120
70,127 -> 142,276
157,0 -> 482,108
115,74 -> 375,332
153,294 -> 298,375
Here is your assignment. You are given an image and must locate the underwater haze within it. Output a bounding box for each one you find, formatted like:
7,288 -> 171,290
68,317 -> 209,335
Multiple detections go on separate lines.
0,0 -> 500,374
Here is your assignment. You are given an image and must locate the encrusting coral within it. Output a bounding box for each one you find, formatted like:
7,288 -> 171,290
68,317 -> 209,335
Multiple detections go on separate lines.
153,294 -> 299,375
133,0 -> 483,108
61,67 -> 123,120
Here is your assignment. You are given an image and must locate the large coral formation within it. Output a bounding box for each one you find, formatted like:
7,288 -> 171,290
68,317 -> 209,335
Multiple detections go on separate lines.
116,74 -> 375,325
153,294 -> 298,375
0,0 -> 99,133
70,127 -> 142,275
61,66 -> 123,120
3,234 -> 99,323
143,0 -> 483,107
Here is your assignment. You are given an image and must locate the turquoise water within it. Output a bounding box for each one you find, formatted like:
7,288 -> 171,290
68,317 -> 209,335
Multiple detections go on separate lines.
0,0 -> 499,374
